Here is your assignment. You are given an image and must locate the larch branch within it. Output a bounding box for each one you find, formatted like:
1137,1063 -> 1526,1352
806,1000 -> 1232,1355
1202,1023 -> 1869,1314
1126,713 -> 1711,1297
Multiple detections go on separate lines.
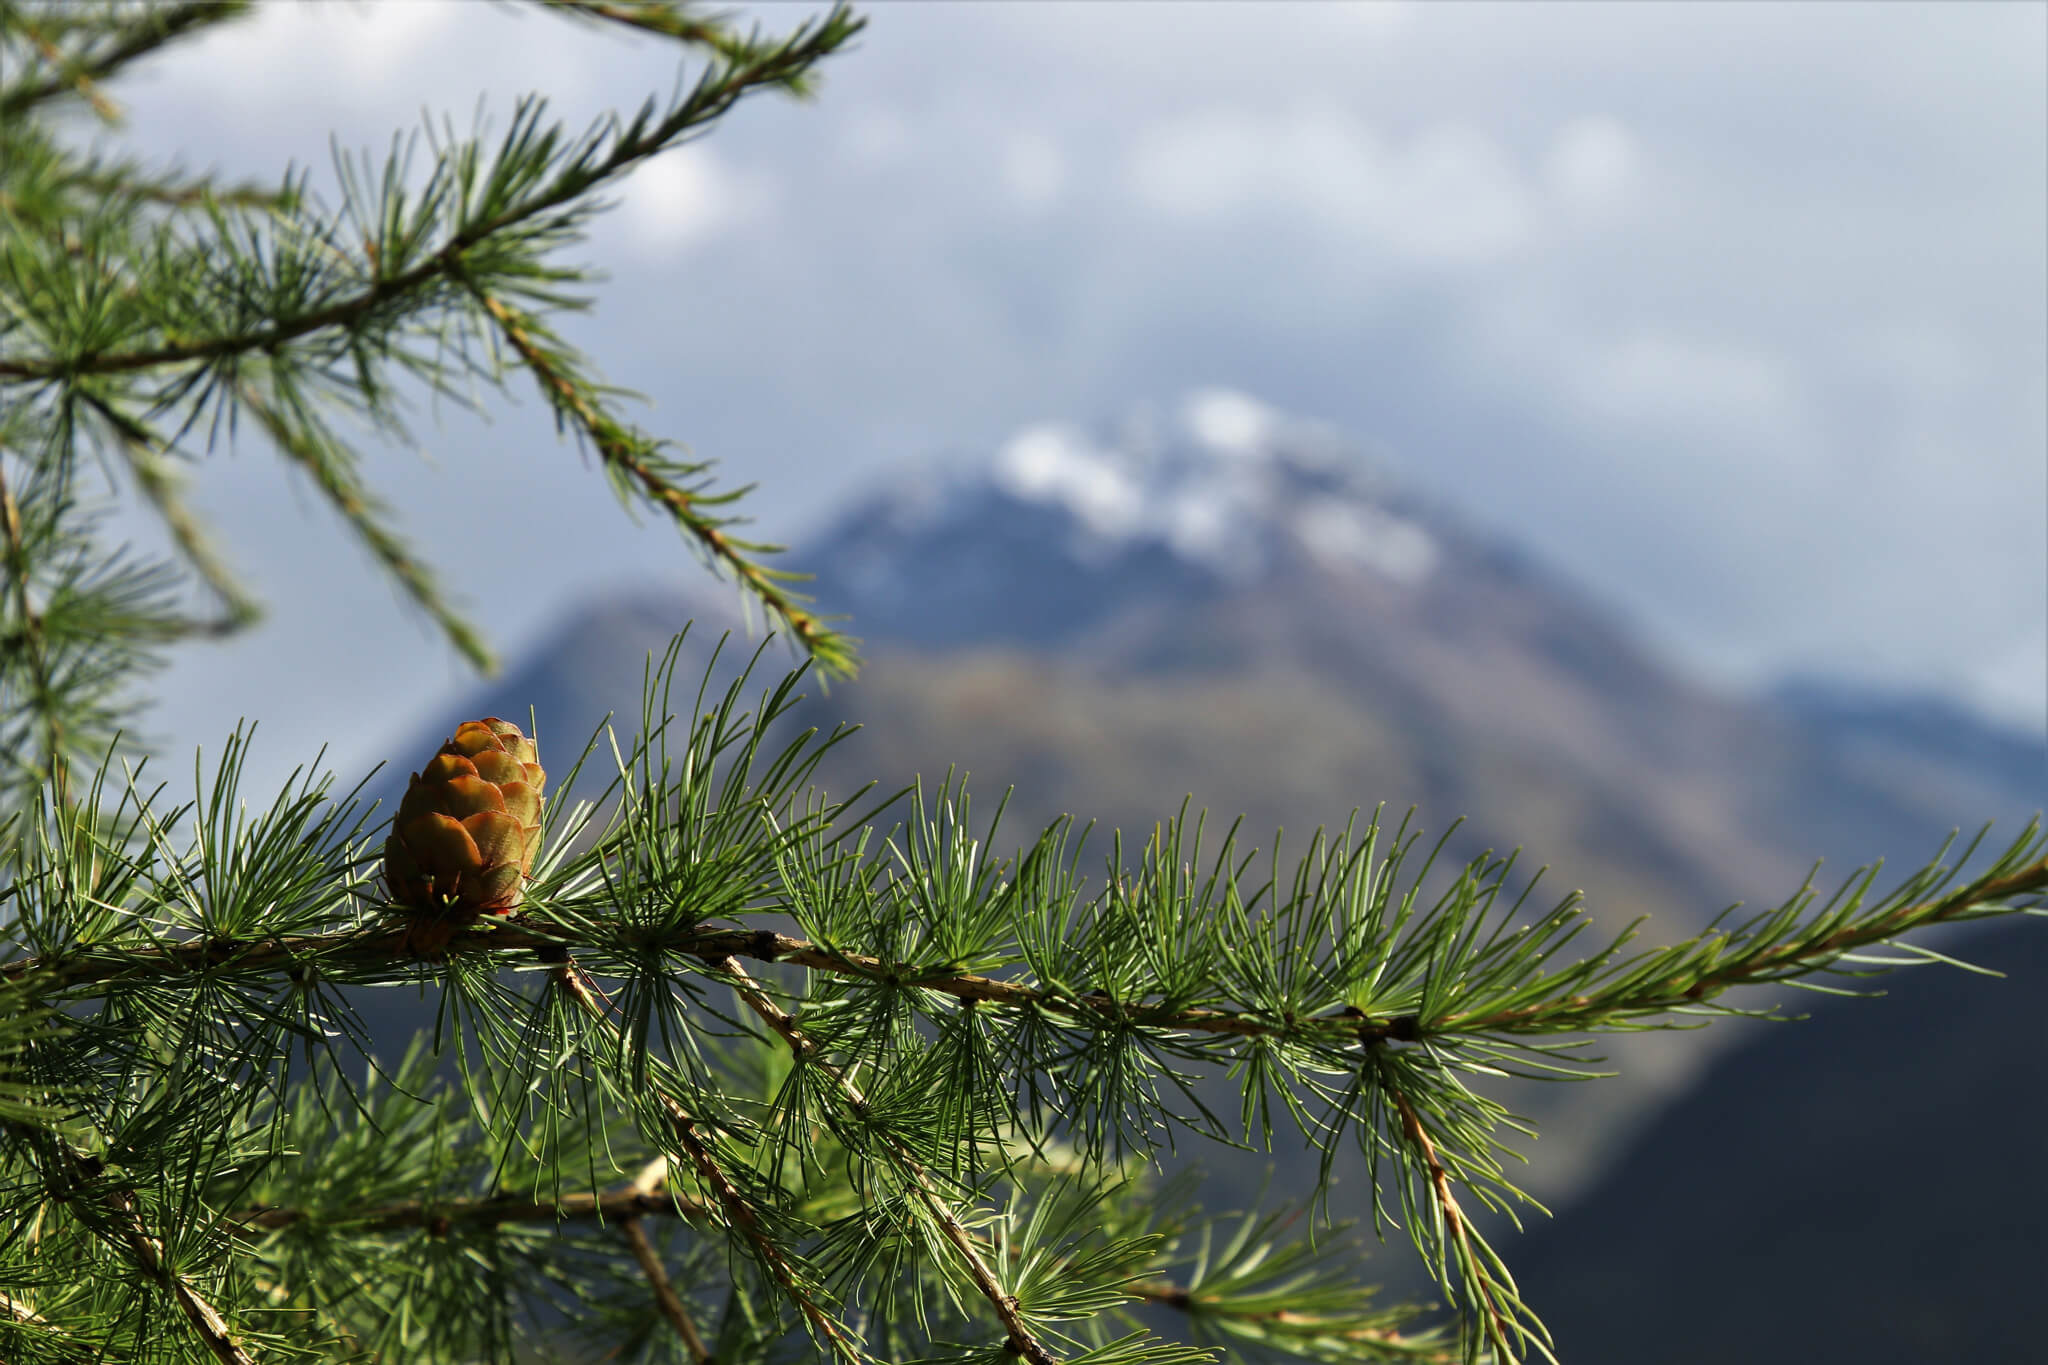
705,951 -> 1064,1365
10,849 -> 2043,1052
550,955 -> 857,1359
0,9 -> 856,383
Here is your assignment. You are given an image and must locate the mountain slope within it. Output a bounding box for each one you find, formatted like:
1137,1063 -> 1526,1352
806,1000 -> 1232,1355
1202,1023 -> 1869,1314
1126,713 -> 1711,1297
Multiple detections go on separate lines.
367,390 -> 2045,1222
1516,915 -> 2048,1365
793,393 -> 2032,930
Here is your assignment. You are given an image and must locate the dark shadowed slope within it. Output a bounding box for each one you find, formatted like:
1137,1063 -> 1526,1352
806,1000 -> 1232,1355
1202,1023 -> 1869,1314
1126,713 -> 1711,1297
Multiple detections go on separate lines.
1517,914 -> 2048,1365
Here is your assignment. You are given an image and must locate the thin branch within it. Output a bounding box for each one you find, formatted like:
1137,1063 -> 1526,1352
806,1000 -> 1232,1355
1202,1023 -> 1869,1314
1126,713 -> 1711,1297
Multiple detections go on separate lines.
0,1289 -> 96,1365
1442,851 -> 2048,1036
0,451 -> 66,806
464,283 -> 841,673
537,0 -> 762,62
66,1151 -> 259,1365
225,1175 -> 1467,1364
616,1152 -> 715,1361
551,955 -> 858,1359
705,951 -> 1064,1365
230,378 -> 491,672
0,7 -> 859,383
224,1184 -> 709,1234
0,3 -> 244,121
77,392 -> 262,636
623,1217 -> 715,1363
1129,1279 -> 1459,1364
11,851 -> 2045,1040
1377,1075 -> 1522,1363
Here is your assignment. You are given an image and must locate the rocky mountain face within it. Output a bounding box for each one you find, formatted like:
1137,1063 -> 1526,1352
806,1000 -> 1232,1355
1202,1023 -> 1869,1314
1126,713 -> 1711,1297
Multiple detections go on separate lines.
368,391 -> 2045,1335
793,392 -> 2037,936
1515,913 -> 2048,1365
402,393 -> 2038,935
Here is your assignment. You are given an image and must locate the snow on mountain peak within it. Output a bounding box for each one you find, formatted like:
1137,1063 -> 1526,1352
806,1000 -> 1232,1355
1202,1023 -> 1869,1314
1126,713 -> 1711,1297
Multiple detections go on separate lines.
979,391 -> 1442,588
992,423 -> 1144,540
1295,496 -> 1439,585
1182,387 -> 1280,458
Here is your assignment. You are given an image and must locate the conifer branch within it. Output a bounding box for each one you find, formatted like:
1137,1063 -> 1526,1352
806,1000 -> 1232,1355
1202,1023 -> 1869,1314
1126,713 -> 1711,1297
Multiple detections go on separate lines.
222,1166 -> 1447,1363
0,1290 -> 96,1365
616,1152 -> 716,1362
0,452 -> 65,806
224,1184 -> 710,1235
1436,849 -> 2048,1036
0,2 -> 245,121
64,1149 -> 259,1365
1128,1280 -> 1457,1363
706,951 -> 1066,1365
230,377 -> 493,672
0,4 -> 117,122
464,282 -> 851,677
1375,1073 -> 1534,1364
550,954 -> 860,1359
12,847 -> 2043,1038
76,391 -> 263,636
0,5 -> 862,385
539,0 -> 766,64
623,1215 -> 716,1363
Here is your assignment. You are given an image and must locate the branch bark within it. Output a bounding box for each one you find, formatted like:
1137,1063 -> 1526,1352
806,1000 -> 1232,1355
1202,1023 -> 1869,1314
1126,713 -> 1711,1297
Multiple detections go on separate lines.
704,951 -> 1065,1365
11,849 -> 2044,1046
550,956 -> 856,1359
66,1151 -> 259,1365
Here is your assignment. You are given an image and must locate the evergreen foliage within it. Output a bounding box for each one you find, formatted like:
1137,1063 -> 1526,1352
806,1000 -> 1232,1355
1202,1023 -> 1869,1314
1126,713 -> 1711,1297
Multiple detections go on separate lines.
1,5 -> 2042,1364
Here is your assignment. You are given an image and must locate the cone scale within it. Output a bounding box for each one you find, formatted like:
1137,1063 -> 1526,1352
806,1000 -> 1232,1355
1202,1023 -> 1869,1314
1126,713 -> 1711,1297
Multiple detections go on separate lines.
384,717 -> 544,952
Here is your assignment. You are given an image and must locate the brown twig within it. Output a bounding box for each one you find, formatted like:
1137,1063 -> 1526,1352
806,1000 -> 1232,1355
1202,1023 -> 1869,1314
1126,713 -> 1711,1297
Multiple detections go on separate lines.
550,956 -> 856,1359
66,1151 -> 259,1365
622,1218 -> 714,1363
704,951 -> 1063,1365
618,1154 -> 715,1362
224,1183 -> 708,1234
12,850 -> 2045,1047
1127,1279 -> 1459,1362
1376,1077 -> 1531,1365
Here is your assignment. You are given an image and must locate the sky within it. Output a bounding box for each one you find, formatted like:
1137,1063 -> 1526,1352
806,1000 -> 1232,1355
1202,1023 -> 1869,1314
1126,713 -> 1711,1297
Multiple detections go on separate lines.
81,0 -> 2048,789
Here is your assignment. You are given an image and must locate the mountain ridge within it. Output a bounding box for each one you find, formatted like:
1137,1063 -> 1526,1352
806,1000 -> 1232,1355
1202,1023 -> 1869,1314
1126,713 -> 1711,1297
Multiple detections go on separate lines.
365,391 -> 2043,1225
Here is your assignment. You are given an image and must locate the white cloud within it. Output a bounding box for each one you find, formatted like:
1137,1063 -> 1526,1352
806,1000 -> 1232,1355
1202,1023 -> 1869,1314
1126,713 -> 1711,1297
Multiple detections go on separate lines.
1128,106 -> 1532,265
1547,116 -> 1639,217
1182,389 -> 1279,458
1563,332 -> 1803,443
1296,498 -> 1439,586
1003,132 -> 1066,213
615,146 -> 772,257
843,107 -> 913,169
993,424 -> 1143,538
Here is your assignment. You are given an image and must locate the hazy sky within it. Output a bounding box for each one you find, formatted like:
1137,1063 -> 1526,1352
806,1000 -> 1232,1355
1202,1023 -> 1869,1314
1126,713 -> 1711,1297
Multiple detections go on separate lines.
87,1 -> 2048,788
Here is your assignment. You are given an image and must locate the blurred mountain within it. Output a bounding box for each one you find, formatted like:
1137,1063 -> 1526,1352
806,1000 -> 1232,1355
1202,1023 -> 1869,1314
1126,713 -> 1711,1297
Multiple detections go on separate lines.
1769,676 -> 2046,821
785,393 -> 2040,932
1516,913 -> 2048,1364
370,390 -> 2046,1220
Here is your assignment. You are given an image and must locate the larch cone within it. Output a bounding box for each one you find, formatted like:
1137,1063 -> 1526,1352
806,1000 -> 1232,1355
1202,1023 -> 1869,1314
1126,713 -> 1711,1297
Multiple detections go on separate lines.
383,717 -> 545,953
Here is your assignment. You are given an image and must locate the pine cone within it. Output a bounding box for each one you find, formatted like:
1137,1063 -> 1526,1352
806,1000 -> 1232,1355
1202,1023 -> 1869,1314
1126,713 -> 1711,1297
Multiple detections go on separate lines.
384,718 -> 545,947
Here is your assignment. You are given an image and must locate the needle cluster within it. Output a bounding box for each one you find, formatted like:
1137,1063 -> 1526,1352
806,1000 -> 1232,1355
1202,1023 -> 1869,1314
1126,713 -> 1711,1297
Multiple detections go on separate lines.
2,637 -> 2043,1363
2,6 -> 2044,1364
